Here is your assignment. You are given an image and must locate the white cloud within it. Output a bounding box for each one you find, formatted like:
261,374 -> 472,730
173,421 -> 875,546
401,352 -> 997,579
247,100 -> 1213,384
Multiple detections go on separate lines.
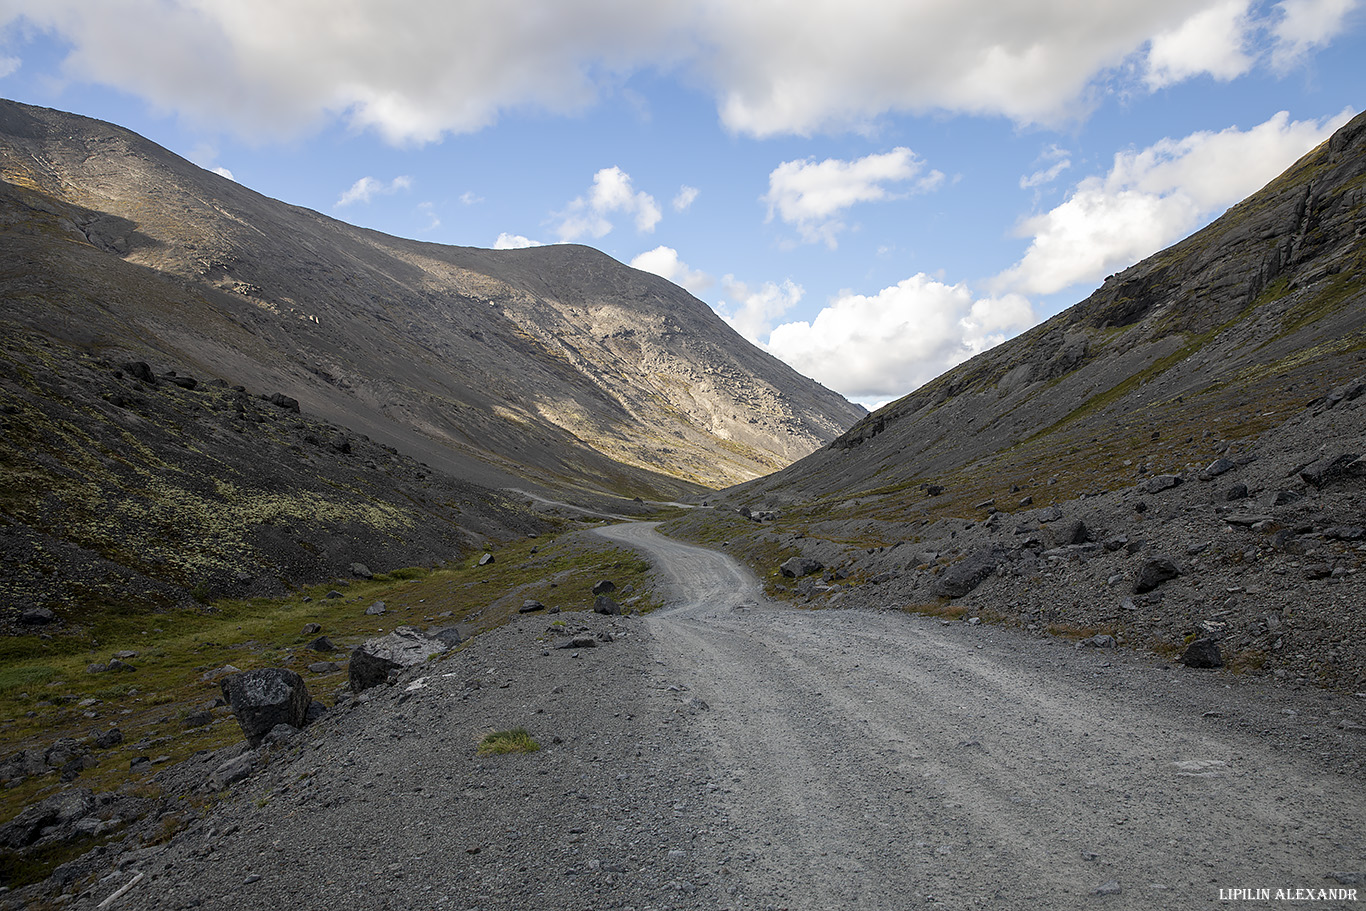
1272,0 -> 1359,68
459,191 -> 482,206
7,2 -> 1351,144
766,275 -> 1034,403
493,232 -> 542,249
1020,157 -> 1072,189
1144,0 -> 1256,89
763,147 -> 943,248
335,174 -> 413,207
672,185 -> 699,212
212,166 -> 235,181
553,166 -> 661,242
629,246 -> 712,297
995,109 -> 1353,296
0,55 -> 19,78
418,201 -> 440,231
715,276 -> 805,344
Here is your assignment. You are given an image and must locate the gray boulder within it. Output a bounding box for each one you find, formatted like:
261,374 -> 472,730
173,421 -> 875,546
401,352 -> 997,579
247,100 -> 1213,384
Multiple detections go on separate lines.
935,548 -> 1005,598
428,627 -> 463,648
0,788 -> 96,850
519,599 -> 547,613
1300,453 -> 1361,488
349,626 -> 451,693
1142,474 -> 1182,494
591,580 -> 617,596
593,594 -> 622,615
1199,458 -> 1235,480
349,562 -> 373,579
1182,639 -> 1223,668
780,556 -> 823,578
307,636 -> 336,652
209,751 -> 256,791
221,669 -> 312,747
18,607 -> 55,625
1134,556 -> 1181,594
478,552 -> 495,566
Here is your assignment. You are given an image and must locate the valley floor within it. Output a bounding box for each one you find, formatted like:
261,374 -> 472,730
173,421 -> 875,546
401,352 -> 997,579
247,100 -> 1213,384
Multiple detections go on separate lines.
69,523 -> 1366,911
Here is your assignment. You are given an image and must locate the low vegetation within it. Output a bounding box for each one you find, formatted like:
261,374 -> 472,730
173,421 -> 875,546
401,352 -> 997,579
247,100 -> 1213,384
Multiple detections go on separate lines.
0,524 -> 662,832
476,728 -> 540,756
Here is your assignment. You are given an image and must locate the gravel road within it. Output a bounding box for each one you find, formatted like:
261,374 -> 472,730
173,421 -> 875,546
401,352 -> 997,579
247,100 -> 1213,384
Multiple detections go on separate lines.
95,523 -> 1364,911
598,521 -> 1366,910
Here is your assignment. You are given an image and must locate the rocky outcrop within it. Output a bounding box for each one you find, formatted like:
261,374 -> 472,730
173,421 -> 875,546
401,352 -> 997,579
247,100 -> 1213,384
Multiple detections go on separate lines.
349,627 -> 452,693
221,669 -> 313,747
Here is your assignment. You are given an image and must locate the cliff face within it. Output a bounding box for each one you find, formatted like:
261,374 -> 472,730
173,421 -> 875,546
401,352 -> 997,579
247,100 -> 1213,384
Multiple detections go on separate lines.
735,110 -> 1366,503
0,99 -> 863,499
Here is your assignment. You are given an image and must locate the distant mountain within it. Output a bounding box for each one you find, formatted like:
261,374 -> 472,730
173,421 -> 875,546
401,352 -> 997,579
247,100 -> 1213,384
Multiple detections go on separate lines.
735,109 -> 1366,505
0,97 -> 862,618
0,99 -> 862,501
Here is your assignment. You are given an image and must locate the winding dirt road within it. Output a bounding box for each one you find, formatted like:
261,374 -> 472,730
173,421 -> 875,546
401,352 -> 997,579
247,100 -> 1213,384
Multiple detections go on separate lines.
596,522 -> 1366,909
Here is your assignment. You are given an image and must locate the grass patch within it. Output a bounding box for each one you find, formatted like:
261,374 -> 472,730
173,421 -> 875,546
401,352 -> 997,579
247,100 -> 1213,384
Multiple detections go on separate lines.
0,665 -> 59,694
476,728 -> 539,756
0,525 -> 660,832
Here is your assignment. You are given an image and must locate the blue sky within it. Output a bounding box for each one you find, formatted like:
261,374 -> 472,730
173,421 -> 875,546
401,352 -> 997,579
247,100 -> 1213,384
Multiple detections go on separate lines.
1,1 -> 1361,408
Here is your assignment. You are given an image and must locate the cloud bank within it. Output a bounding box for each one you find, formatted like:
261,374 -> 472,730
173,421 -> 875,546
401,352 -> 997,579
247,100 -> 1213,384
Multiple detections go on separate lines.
3,1 -> 1355,143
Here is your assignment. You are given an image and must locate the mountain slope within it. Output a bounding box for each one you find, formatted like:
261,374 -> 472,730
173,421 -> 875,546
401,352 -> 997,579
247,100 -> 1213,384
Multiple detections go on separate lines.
735,109 -> 1366,505
0,98 -> 862,498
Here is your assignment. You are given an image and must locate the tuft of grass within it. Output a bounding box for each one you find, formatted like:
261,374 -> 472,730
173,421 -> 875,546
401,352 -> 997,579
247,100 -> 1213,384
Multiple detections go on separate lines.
476,728 -> 539,756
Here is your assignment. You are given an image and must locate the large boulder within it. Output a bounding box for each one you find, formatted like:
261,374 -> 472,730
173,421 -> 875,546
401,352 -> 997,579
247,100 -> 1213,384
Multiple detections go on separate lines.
1181,639 -> 1223,669
593,595 -> 622,615
1300,453 -> 1361,488
0,788 -> 96,850
1141,474 -> 1182,494
780,556 -> 823,578
349,626 -> 451,693
1134,556 -> 1181,594
221,669 -> 312,747
935,548 -> 1005,598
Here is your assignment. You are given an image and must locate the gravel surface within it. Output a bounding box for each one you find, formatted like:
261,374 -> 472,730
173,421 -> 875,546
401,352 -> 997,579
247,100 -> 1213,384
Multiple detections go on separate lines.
79,523 -> 1366,911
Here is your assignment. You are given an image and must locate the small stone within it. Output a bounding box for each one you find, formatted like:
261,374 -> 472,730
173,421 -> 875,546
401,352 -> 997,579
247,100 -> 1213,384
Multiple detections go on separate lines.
478,553 -> 495,566
325,590 -> 344,599
349,562 -> 373,579
519,600 -> 547,614
1092,880 -> 1122,896
365,602 -> 386,616
301,623 -> 322,635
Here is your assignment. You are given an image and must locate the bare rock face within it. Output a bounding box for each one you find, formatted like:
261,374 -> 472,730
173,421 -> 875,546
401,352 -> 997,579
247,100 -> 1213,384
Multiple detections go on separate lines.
349,627 -> 451,693
220,669 -> 312,747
